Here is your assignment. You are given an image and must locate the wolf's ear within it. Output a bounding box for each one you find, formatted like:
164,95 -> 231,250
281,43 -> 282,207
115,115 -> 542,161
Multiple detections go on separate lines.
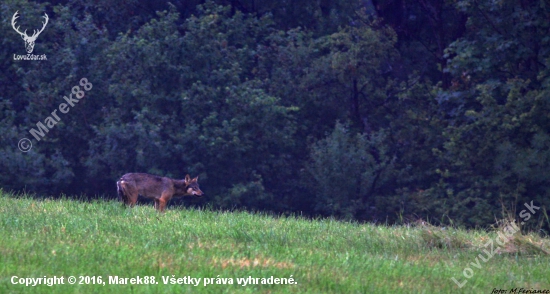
185,174 -> 191,183
192,176 -> 199,182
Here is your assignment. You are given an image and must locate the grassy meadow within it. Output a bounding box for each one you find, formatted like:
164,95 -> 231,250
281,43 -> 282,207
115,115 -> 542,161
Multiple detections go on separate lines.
0,191 -> 549,293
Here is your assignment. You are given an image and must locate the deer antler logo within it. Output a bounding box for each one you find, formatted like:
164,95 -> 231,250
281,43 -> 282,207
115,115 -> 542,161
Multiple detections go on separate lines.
12,11 -> 49,54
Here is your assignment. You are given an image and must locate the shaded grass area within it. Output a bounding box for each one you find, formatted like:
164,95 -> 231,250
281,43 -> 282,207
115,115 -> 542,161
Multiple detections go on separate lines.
0,191 -> 549,293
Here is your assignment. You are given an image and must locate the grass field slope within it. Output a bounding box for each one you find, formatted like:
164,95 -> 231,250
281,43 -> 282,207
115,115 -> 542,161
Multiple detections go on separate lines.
1,191 -> 549,293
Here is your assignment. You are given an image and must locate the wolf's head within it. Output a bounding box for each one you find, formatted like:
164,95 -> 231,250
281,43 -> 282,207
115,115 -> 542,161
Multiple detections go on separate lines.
184,174 -> 203,197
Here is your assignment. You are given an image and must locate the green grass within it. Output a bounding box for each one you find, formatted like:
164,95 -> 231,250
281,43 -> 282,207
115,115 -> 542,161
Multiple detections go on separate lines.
1,191 -> 549,293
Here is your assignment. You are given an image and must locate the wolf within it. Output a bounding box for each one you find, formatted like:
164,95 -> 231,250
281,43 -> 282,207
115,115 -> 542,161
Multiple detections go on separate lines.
117,173 -> 203,212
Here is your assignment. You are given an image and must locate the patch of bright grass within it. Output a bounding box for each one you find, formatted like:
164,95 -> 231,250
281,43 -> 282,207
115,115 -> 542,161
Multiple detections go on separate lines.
0,191 -> 549,293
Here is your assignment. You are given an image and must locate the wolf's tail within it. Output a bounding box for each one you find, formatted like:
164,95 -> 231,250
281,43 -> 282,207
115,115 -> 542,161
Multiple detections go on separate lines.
117,180 -> 127,203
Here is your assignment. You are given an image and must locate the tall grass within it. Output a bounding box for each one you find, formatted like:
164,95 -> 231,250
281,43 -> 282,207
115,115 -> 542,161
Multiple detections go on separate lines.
0,191 -> 549,293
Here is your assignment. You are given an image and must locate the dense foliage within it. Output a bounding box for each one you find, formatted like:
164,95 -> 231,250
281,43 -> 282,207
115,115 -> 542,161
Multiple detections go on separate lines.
1,0 -> 549,230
